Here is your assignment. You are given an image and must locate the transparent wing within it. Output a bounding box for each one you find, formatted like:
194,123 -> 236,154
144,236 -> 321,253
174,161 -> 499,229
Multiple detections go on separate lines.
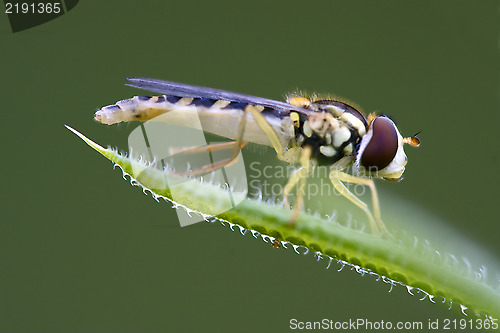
126,77 -> 313,116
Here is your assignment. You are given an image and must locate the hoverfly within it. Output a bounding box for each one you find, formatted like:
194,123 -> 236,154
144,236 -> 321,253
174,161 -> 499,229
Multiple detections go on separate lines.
95,78 -> 420,236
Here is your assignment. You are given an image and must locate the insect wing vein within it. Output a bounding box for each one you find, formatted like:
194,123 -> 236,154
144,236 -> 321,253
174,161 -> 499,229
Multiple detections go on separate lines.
126,77 -> 313,116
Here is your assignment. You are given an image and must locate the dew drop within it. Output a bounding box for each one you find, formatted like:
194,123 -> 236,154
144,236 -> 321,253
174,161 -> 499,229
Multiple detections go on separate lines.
411,236 -> 418,250
261,235 -> 271,244
462,257 -> 472,274
326,257 -> 333,270
292,244 -> 301,255
238,226 -> 247,235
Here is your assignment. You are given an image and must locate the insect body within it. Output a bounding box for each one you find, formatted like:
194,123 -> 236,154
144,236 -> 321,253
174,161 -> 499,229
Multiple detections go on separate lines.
95,78 -> 420,236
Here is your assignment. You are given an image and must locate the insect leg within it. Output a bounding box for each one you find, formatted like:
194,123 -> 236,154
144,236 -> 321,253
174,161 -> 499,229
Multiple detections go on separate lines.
283,166 -> 304,207
168,141 -> 247,156
245,105 -> 310,225
246,106 -> 295,162
329,169 -> 391,237
285,146 -> 313,226
171,106 -> 251,176
170,141 -> 248,176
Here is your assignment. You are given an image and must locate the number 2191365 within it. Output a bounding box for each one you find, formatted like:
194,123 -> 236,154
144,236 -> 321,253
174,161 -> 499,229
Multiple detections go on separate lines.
5,2 -> 61,14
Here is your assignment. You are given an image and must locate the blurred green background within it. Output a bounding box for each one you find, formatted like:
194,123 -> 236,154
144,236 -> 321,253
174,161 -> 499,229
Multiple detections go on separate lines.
1,1 -> 498,332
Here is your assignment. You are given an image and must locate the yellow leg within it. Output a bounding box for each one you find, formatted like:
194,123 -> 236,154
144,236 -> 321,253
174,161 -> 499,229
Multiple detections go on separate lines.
171,105 -> 251,176
246,105 -> 314,225
285,146 -> 313,226
172,104 -> 289,177
329,169 -> 391,237
171,141 -> 247,176
168,141 -> 246,156
283,166 -> 305,207
246,106 -> 300,163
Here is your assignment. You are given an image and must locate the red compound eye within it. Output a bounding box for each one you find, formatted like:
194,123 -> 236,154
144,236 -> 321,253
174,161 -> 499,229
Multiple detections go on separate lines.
360,116 -> 399,171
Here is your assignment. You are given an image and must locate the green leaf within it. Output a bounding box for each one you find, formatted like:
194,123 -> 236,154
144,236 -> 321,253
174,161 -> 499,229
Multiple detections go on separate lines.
66,125 -> 500,320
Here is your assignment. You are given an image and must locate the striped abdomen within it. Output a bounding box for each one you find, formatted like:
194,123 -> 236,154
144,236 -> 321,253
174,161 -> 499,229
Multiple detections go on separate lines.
95,95 -> 292,147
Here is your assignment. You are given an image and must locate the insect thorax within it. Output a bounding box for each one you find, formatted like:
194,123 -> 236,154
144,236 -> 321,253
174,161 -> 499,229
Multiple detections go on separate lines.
289,101 -> 368,166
